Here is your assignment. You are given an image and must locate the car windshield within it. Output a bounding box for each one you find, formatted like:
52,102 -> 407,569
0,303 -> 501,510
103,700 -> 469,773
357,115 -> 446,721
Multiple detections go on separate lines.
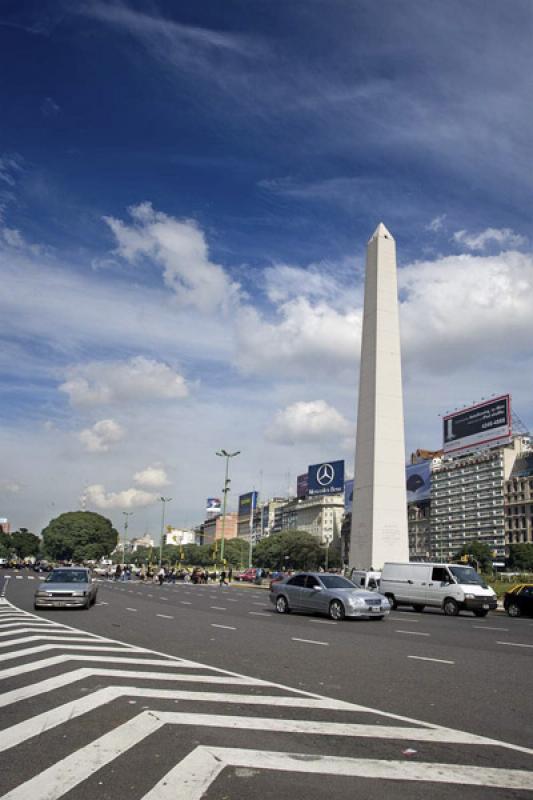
320,576 -> 356,589
449,566 -> 485,585
46,570 -> 88,583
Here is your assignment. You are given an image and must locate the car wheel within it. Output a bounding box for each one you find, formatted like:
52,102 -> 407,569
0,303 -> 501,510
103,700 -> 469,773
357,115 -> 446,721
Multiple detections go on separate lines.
473,609 -> 489,618
507,602 -> 521,618
385,593 -> 397,610
412,604 -> 425,612
329,600 -> 345,621
443,598 -> 459,616
82,597 -> 91,610
275,595 -> 290,614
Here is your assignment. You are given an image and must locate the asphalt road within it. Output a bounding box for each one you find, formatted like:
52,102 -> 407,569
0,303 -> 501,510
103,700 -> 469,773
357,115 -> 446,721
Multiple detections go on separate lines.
1,570 -> 532,799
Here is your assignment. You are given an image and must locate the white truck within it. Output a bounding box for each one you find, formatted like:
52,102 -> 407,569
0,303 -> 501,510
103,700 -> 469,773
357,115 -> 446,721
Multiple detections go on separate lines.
380,562 -> 497,617
349,569 -> 381,591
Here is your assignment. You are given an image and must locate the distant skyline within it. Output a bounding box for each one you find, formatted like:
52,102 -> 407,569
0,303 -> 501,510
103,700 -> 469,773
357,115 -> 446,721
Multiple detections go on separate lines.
1,1 -> 532,537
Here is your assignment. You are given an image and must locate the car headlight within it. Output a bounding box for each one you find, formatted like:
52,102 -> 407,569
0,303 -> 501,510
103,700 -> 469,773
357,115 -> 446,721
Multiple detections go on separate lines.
465,594 -> 475,600
72,591 -> 86,597
35,591 -> 48,597
348,596 -> 366,607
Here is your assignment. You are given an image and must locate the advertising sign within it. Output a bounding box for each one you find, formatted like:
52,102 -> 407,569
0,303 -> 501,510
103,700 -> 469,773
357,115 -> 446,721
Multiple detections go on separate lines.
308,460 -> 345,496
206,498 -> 221,514
443,395 -> 511,454
238,491 -> 258,517
405,461 -> 431,503
297,473 -> 308,499
344,479 -> 354,514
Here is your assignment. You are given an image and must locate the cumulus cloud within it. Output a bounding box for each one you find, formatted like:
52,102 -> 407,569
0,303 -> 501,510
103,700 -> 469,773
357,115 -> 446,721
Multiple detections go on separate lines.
235,299 -> 361,379
85,484 -> 158,510
266,400 -> 351,445
263,263 -> 345,304
453,227 -> 526,251
426,214 -> 446,232
79,419 -> 125,453
104,202 -> 241,313
0,480 -> 22,494
133,465 -> 170,489
61,356 -> 189,408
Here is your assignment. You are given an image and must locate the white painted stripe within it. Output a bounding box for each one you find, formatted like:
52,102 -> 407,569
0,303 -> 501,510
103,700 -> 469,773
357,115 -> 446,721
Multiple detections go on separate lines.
15,576 -> 23,579
395,630 -> 430,636
181,601 -> 192,605
0,634 -> 100,649
292,638 -> 329,646
408,656 -> 455,665
150,745 -> 533,798
0,644 -> 137,664
0,712 -> 162,800
27,576 -> 35,580
248,612 -> 270,617
210,624 -> 236,630
497,641 -> 533,649
210,606 -> 226,610
309,619 -> 337,625
472,626 -> 508,631
125,608 -> 137,612
0,623 -> 59,631
156,614 -> 174,619
389,615 -> 419,622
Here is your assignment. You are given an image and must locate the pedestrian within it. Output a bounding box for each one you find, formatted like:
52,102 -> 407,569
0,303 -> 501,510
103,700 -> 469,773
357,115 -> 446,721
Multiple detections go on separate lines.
157,566 -> 165,586
219,569 -> 228,587
228,567 -> 233,583
114,564 -> 122,582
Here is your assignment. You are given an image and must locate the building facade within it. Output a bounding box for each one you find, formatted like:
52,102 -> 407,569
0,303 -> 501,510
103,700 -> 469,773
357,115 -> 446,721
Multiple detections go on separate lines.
505,448 -> 533,549
273,494 -> 345,544
201,512 -> 238,544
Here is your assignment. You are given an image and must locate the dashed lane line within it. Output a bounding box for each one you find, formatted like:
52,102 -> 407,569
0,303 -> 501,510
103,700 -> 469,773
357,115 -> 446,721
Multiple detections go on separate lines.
292,637 -> 329,646
496,641 -> 533,649
249,612 -> 270,617
309,619 -> 337,625
181,601 -> 192,605
210,606 -> 226,611
408,656 -> 455,665
211,624 -> 236,631
125,608 -> 137,612
472,626 -> 508,631
395,630 -> 430,636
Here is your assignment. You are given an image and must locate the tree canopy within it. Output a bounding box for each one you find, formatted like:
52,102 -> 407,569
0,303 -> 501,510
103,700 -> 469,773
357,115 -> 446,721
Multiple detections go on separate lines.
42,511 -> 118,562
452,540 -> 494,571
0,529 -> 41,559
507,543 -> 533,571
254,530 -> 326,571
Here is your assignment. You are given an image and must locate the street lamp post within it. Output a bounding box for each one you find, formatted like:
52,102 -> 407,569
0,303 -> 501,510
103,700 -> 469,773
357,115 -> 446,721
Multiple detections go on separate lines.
122,512 -> 133,568
216,449 -> 240,563
159,497 -> 172,567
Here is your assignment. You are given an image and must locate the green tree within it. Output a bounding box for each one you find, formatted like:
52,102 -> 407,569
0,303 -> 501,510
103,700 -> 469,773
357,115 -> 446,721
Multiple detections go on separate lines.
508,543 -> 533,571
11,529 -> 41,559
0,532 -> 11,558
42,511 -> 118,562
453,540 -> 493,571
254,530 -> 324,571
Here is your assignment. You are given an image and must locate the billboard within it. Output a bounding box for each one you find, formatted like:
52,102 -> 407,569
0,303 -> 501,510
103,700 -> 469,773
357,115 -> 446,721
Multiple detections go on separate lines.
206,498 -> 221,515
238,491 -> 258,517
297,473 -> 308,499
308,460 -> 345,496
406,461 -> 431,503
344,479 -> 354,514
443,395 -> 511,455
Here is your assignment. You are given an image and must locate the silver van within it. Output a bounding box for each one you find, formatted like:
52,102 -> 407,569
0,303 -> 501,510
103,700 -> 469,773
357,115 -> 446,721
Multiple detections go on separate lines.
380,562 -> 497,617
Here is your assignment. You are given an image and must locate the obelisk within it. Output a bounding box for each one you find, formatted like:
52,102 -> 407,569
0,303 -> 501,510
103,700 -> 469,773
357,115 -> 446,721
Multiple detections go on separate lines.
349,223 -> 409,570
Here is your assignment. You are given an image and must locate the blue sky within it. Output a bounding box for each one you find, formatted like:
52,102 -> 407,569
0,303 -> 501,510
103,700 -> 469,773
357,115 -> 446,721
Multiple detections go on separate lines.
1,0 -> 532,536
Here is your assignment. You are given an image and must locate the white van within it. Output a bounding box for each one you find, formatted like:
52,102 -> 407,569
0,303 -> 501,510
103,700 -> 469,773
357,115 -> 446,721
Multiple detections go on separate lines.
349,569 -> 381,591
380,562 -> 497,617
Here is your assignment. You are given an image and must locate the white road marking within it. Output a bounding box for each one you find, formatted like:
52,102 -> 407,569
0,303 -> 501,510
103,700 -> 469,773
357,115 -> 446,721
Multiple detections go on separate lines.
248,612 -> 270,617
210,606 -> 226,611
395,630 -> 430,636
0,626 -> 89,637
472,625 -> 508,631
497,641 -> 533,649
0,634 -> 97,649
0,644 -> 138,665
146,745 -> 533,799
309,619 -> 337,625
210,624 -> 236,630
125,607 -> 137,612
408,656 -> 455,665
292,638 -> 329,646
15,576 -> 23,580
156,614 -> 174,619
181,601 -> 192,605
390,615 -> 419,622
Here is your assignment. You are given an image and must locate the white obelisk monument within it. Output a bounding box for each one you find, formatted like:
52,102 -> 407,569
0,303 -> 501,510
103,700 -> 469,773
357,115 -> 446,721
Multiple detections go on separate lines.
349,223 -> 409,570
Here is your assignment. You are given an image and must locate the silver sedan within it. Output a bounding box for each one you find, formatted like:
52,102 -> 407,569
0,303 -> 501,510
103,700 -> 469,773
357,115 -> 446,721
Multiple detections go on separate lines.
269,572 -> 390,621
34,566 -> 98,610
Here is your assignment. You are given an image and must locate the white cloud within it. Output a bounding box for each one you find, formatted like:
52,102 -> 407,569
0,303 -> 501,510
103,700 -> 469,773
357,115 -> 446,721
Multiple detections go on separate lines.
79,419 -> 125,453
426,214 -> 446,232
453,227 -> 526,251
104,203 -> 241,313
0,480 -> 22,494
61,356 -> 189,408
85,483 -> 158,510
133,465 -> 170,489
0,155 -> 22,186
263,263 -> 348,305
266,400 -> 351,445
235,298 -> 361,379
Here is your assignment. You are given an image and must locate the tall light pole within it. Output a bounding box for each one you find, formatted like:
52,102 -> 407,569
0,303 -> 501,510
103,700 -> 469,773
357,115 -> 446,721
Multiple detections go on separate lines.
122,512 -> 133,568
159,496 -> 172,567
216,449 -> 240,563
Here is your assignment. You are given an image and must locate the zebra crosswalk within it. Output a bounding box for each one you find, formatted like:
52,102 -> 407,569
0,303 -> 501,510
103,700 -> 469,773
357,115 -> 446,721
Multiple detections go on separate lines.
0,598 -> 532,799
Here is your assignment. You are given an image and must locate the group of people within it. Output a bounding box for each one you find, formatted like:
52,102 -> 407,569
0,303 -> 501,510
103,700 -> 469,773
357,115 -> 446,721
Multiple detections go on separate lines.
113,564 -> 236,585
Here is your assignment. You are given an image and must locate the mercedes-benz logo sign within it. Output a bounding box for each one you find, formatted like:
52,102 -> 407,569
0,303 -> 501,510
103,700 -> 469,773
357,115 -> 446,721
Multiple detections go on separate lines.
316,463 -> 335,486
